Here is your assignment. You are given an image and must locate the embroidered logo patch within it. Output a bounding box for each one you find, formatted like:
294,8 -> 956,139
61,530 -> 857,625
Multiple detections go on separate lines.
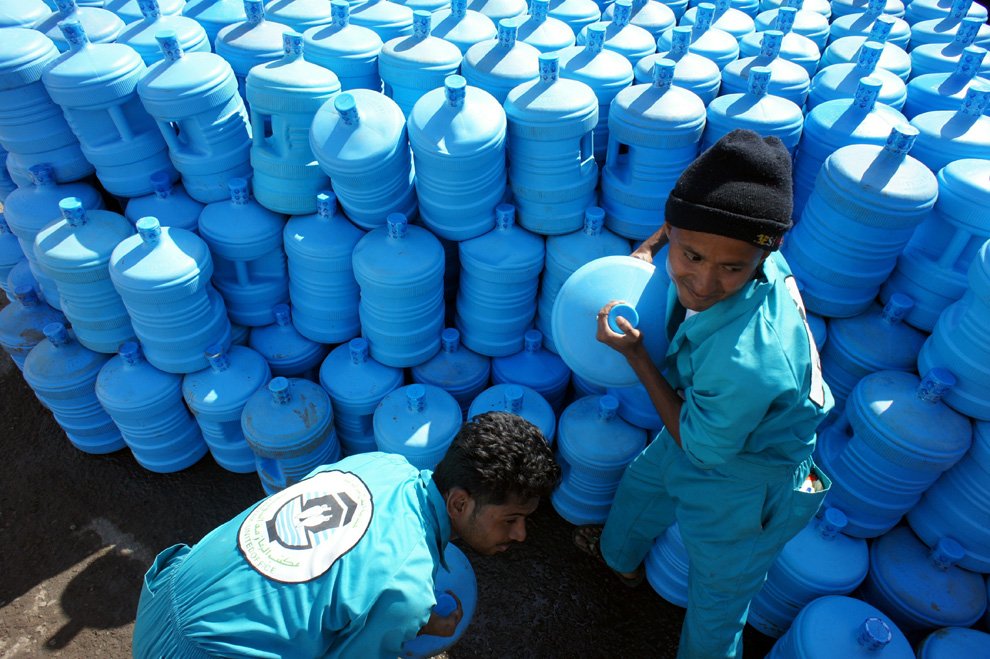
238,471 -> 373,583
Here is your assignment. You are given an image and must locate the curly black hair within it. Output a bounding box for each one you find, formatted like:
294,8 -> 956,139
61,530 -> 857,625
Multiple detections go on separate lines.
433,412 -> 561,507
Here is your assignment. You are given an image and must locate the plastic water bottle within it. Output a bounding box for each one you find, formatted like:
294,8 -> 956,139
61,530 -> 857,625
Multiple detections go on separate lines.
903,47 -> 988,119
819,16 -> 911,82
467,0 -> 528,23
215,0 -> 290,105
0,147 -> 16,201
349,0 -> 414,43
124,171 -> 205,233
412,328 -> 491,416
547,0 -> 602,36
182,0 -> 247,48
104,0 -> 185,23
0,216 -> 23,299
248,303 -> 328,379
720,30 -> 810,104
461,19 -> 541,103
4,260 -> 40,304
905,0 -> 987,25
432,0 -> 498,55
644,523 -> 689,607
379,11 -> 463,118
401,545 -> 478,659
576,1 -> 654,67
909,17 -> 990,79
115,0 -> 211,66
516,0 -> 576,53
755,0 -> 830,51
138,31 -> 254,204
263,0 -> 334,32
830,0 -> 904,21
606,381 -> 664,431
491,328 -> 570,411
657,2 -> 739,69
737,8 -> 820,77
603,0 -> 676,42
910,0 -> 990,51
39,0 -> 125,52
909,85 -> 990,182
828,0 -> 910,48
0,0 -> 52,28
0,286 -> 67,371
373,383 -> 462,469
467,383 -> 556,443
680,0 -> 755,41
635,25 -> 722,103
303,1 -> 384,92
916,628 -> 990,659
809,41 -> 907,111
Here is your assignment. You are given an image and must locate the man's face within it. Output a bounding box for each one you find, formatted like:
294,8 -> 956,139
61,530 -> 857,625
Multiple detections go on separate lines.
450,494 -> 540,556
665,225 -> 770,312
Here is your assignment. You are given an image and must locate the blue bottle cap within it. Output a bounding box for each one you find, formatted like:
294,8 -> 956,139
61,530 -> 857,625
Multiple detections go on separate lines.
883,124 -> 918,156
917,368 -> 956,403
445,75 -> 467,108
136,217 -> 162,243
139,0 -> 161,20
59,197 -> 86,227
269,376 -> 291,404
748,66 -> 771,96
857,617 -> 892,651
406,383 -> 427,412
652,58 -> 676,91
413,10 -> 431,38
43,322 -> 70,347
156,29 -> 183,61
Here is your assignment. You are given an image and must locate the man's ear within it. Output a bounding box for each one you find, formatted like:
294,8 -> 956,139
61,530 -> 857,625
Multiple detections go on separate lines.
445,486 -> 472,519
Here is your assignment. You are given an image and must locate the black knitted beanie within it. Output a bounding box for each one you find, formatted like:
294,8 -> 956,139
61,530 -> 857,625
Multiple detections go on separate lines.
665,129 -> 794,251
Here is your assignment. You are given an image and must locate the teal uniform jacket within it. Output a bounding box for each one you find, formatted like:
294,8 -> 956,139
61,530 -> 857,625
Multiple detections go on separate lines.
132,452 -> 450,658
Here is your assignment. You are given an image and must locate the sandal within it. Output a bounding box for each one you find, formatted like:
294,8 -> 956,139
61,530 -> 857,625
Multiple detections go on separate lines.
573,525 -> 645,589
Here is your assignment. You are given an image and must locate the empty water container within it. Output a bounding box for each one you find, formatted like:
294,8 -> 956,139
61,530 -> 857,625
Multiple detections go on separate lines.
263,0 -> 333,32
42,20 -> 176,197
96,341 -> 208,472
755,1 -> 829,51
401,544 -> 478,659
318,337 -> 404,455
116,0 -> 211,66
182,0 -> 247,48
808,42 -> 907,111
0,28 -> 91,186
552,394 -> 647,524
0,0 -> 52,28
782,126 -> 937,318
109,217 -> 232,374
644,523 -> 689,607
408,75 -> 506,241
721,30 -> 810,103
182,343 -> 271,473
910,0 -> 990,52
547,0 -> 601,36
702,66 -> 804,154
577,1 -> 654,67
906,0 -> 988,24
910,18 -> 990,79
657,2 -> 739,70
373,383 -> 462,469
309,91 -> 418,228
517,0 -> 576,53
603,0 -> 675,42
467,0 -> 527,23
831,0 -> 904,20
39,0 -> 125,52
303,1 -> 384,92
0,286 -> 66,371
138,31 -> 253,204
504,54 -> 598,235
635,25 -> 721,103
412,328 -> 491,416
198,178 -> 289,326
216,0 -> 290,104
680,0 -> 756,41
23,323 -> 124,454
379,11 -> 462,118
491,328 -> 570,412
431,0 -> 497,55
467,383 -> 556,444
828,0 -> 910,49
461,19 -> 540,103
248,303 -> 327,379
105,0 -> 185,23
241,375 -> 340,493
738,8 -> 820,77
0,147 -> 15,201
33,198 -> 136,354
903,47 -> 989,119
124,171 -> 205,233
349,0 -> 414,42
0,217 -> 23,298
917,628 -> 990,659
4,261 -> 41,304
819,16 -> 911,82
606,381 -> 664,430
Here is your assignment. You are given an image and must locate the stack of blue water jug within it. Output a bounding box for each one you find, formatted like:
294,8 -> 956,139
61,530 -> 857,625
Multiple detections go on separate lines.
1,0 -> 990,651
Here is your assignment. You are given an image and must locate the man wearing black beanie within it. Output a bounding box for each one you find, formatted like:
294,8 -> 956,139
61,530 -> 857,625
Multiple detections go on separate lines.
575,130 -> 834,658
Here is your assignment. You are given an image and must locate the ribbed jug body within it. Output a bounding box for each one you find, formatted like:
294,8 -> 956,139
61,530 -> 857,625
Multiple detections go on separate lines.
0,0 -> 52,29
247,33 -> 340,215
283,193 -> 364,344
918,240 -> 990,420
412,328 -> 491,416
263,0 -> 334,32
39,1 -> 125,52
379,11 -> 463,118
552,395 -> 647,525
373,384 -> 462,469
606,381 -> 663,430
41,22 -> 175,197
248,304 -> 327,379
491,329 -> 570,412
782,127 -> 938,318
814,370 -> 972,538
303,2 -> 384,91
0,29 -> 91,186
182,344 -> 271,473
602,61 -> 705,240
536,208 -> 630,352
34,199 -> 137,353
215,1 -> 290,103
467,383 -> 556,443
720,33 -> 811,105
408,76 -> 507,241
748,508 -> 869,638
461,20 -> 541,103
241,376 -> 340,494
908,421 -> 990,573
0,288 -> 66,371
917,629 -> 990,659
318,338 -> 404,455
548,0 -> 602,35
504,54 -> 599,235
198,179 -> 288,326
309,91 -> 418,229
352,215 -> 445,367
456,206 -> 544,357
0,217 -> 23,298
109,218 -> 232,374
96,341 -> 208,472
882,159 -> 990,331
182,0 -> 247,48
432,0 -> 498,55
125,173 -> 205,233
23,323 -> 123,454
349,0 -> 414,42
807,49 -> 907,111
767,596 -> 915,659
116,7 -> 211,65
820,297 -> 927,409
467,0 -> 528,23
701,67 -> 804,153
644,523 -> 688,607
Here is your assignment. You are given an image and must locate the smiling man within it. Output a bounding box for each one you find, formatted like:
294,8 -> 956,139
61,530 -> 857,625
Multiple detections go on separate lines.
576,130 -> 834,658
132,412 -> 560,658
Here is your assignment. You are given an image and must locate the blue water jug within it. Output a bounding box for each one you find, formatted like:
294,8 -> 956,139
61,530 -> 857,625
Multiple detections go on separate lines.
408,75 -> 506,241
577,1 -> 654,66
738,8 -> 819,77
831,0 -> 904,20
4,261 -> 41,304
918,240 -> 990,421
0,147 -> 15,201
124,171 -> 205,233
548,0 -> 601,36
748,508 -> 869,638
0,0 -> 52,28
783,125 -> 937,318
303,1 -> 384,92
536,208 -> 630,352
910,0 -> 990,51
517,0 -> 577,53
379,11 -> 462,118
910,18 -> 990,79
792,77 -> 906,218
504,54 -> 598,235
309,91 -> 418,228
819,17 -> 911,82
635,25 -> 721,103
603,0 -> 675,42
559,24 -> 634,165
820,296 -> 927,409
198,178 -> 289,326
815,369 -> 972,538
109,217 -> 232,374
182,0 -> 247,48
247,32 -> 340,214
552,255 -> 669,388
283,192 -> 364,344
861,527 -> 987,640
248,303 -> 327,379
401,544 -> 478,659
552,394 -> 647,524
41,21 -> 176,198
917,628 -> 990,659
657,3 -> 739,69
461,19 -> 540,103
644,523 -> 688,607
467,383 -> 556,443
0,28 -> 91,187
39,0 -> 125,52
491,328 -> 570,412
373,383 -> 462,469
828,0 -> 910,49
721,29 -> 811,104
105,0 -> 185,23
182,343 -> 271,473
0,216 -> 23,299
467,0 -> 527,23
606,381 -> 663,430
767,596 -> 914,659
116,0 -> 211,65
349,0 -> 414,42
412,328 -> 491,416
96,341 -> 208,472
680,0 -> 755,41
570,372 -> 607,400
23,323 -> 124,454
263,0 -> 333,32
318,338 -> 404,455
702,67 -> 804,154
216,0 -> 290,104
808,42 -> 907,111
906,0 -> 988,24
903,47 -> 989,119
241,375 -> 340,493
431,0 -> 497,55
601,61 -> 704,239
0,286 -> 66,371
138,32 -> 253,204
882,160 -> 990,332
34,198 -> 136,354
756,7 -> 828,53
352,213 -> 445,367
456,205 -> 544,356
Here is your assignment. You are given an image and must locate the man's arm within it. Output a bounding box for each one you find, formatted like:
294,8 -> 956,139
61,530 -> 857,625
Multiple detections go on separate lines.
630,224 -> 670,264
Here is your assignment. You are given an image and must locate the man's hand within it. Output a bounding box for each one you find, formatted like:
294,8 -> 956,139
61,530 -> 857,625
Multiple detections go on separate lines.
417,591 -> 463,638
630,224 -> 670,264
596,300 -> 647,362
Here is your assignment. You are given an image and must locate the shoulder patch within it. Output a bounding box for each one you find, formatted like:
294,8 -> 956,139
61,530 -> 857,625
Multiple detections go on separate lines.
238,471 -> 374,583
783,276 -> 826,409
